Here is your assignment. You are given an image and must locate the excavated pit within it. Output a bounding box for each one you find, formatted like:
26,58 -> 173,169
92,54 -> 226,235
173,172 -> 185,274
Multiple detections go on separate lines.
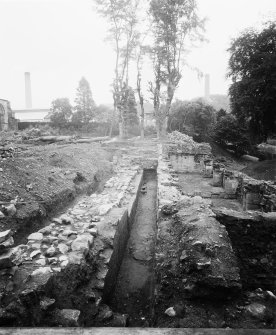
0,139 -> 275,331
214,209 -> 276,292
108,169 -> 158,327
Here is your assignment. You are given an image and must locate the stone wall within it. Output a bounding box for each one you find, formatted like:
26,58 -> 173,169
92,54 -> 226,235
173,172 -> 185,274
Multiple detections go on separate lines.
212,166 -> 276,212
0,99 -> 18,131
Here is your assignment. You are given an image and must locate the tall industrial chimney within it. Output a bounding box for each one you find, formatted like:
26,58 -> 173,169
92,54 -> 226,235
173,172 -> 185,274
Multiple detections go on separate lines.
24,72 -> 32,109
204,73 -> 210,100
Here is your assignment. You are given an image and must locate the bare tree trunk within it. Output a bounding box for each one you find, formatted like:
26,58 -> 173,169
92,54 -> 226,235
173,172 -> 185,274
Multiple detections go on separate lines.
119,121 -> 124,139
140,115 -> 145,139
109,106 -> 116,137
160,116 -> 168,138
137,88 -> 145,140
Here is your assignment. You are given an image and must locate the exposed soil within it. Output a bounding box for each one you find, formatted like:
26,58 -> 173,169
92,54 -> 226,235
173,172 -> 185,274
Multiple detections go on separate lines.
242,160 -> 276,181
0,141 -> 113,245
0,135 -> 275,330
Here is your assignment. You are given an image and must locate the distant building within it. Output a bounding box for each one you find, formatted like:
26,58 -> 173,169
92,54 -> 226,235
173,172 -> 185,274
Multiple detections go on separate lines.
13,72 -> 51,125
14,109 -> 51,123
0,99 -> 17,130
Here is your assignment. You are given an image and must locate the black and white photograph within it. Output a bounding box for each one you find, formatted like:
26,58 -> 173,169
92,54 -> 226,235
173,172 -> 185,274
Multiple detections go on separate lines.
0,0 -> 275,333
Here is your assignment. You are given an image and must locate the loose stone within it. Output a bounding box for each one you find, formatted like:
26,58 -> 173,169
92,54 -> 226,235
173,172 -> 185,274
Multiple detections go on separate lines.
0,230 -> 12,243
30,250 -> 41,258
57,243 -> 69,254
45,246 -> 57,257
165,307 -> 176,317
60,215 -> 74,225
27,233 -> 43,241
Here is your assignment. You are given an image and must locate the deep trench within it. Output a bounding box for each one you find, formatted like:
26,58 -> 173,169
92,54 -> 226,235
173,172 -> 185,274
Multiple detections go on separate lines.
108,169 -> 158,327
216,216 -> 276,292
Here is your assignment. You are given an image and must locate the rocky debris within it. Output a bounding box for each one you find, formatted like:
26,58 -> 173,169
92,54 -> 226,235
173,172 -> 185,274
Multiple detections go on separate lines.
214,207 -> 276,289
165,307 -> 176,317
246,303 -> 267,320
27,232 -> 43,241
104,313 -> 128,327
0,230 -> 15,268
60,214 -> 74,225
71,234 -> 93,255
161,204 -> 178,216
2,203 -> 17,217
30,250 -> 41,258
0,249 -> 15,269
45,246 -> 57,257
0,143 -> 156,326
167,131 -> 211,155
40,297 -> 56,311
157,205 -> 241,298
96,304 -> 113,321
31,266 -> 53,279
54,308 -> 80,327
0,230 -> 12,243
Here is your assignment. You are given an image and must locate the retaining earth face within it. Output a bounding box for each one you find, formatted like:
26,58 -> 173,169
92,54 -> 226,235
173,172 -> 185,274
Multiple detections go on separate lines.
0,150 -> 149,326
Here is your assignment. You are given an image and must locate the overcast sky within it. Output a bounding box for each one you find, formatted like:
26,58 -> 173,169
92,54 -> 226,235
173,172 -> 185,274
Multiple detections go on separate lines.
0,0 -> 275,109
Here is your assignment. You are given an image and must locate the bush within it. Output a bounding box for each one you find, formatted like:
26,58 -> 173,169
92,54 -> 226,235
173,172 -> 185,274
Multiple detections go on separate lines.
144,125 -> 157,137
213,114 -> 251,156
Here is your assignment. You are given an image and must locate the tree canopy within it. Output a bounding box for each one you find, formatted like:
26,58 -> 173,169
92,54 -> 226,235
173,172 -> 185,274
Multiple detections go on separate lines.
149,0 -> 205,137
228,22 -> 276,141
50,98 -> 73,127
95,0 -> 140,138
213,114 -> 251,156
168,99 -> 216,142
74,77 -> 96,124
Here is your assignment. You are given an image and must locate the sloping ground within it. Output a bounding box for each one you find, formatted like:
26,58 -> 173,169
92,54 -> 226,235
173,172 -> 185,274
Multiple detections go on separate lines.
242,160 -> 276,182
211,141 -> 276,182
0,142 -> 113,244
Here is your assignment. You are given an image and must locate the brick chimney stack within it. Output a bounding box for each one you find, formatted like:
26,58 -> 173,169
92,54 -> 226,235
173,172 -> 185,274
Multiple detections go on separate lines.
25,72 -> 32,109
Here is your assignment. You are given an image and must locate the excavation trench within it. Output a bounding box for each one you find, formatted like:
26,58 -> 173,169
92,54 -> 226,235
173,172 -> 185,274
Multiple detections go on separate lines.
107,169 -> 158,327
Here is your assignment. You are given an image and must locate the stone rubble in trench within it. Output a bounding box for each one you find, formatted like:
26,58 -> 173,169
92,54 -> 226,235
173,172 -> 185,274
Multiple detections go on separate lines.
0,153 -> 143,325
0,138 -> 275,327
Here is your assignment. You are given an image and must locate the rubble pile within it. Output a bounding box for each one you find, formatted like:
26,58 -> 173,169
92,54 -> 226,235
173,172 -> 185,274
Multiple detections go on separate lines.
167,131 -> 211,155
0,229 -> 15,269
0,153 -> 143,326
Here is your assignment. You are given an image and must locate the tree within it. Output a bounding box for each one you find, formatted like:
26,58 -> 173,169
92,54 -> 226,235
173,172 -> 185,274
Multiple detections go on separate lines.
217,108 -> 227,120
74,77 -> 96,124
228,22 -> 276,142
168,99 -> 216,141
95,0 -> 140,138
119,84 -> 139,135
149,0 -> 204,137
213,114 -> 251,156
95,104 -> 117,135
49,98 -> 72,128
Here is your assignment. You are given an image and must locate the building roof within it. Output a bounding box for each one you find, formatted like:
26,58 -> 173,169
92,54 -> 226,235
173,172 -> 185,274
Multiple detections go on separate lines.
14,109 -> 51,122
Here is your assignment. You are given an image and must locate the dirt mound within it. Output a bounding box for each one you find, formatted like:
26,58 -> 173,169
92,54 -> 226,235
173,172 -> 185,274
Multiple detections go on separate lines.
0,142 -> 113,244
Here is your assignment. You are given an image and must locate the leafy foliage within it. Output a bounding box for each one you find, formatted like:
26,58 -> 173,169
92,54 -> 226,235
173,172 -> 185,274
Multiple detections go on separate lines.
95,0 -> 140,138
149,0 -> 205,137
50,98 -> 73,128
213,114 -> 251,156
73,77 -> 96,125
119,85 -> 139,135
217,108 -> 227,121
228,22 -> 276,141
168,99 -> 216,142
